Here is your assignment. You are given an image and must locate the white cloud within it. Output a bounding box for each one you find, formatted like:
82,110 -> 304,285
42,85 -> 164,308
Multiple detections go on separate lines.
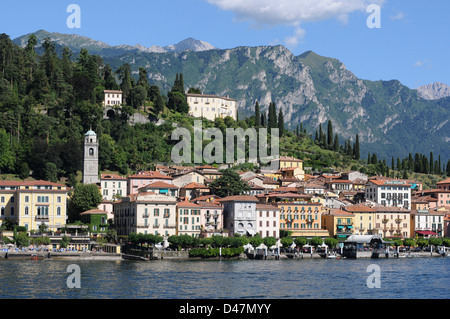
207,0 -> 385,47
284,27 -> 306,48
390,12 -> 404,20
414,60 -> 432,69
207,0 -> 385,26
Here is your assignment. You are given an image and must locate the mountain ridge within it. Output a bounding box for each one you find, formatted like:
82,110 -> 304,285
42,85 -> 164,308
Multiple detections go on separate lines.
11,30 -> 450,162
12,29 -> 219,55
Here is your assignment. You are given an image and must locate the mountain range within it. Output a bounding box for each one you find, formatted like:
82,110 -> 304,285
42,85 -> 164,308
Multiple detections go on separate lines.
12,30 -> 450,162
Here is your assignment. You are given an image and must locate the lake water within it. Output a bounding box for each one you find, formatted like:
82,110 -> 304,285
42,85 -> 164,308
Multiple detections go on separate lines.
0,257 -> 448,300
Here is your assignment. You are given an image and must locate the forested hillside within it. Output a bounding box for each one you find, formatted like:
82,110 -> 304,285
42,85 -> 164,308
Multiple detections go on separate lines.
1,32 -> 449,188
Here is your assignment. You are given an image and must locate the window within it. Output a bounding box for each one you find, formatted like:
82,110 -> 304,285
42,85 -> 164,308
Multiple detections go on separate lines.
25,196 -> 29,203
57,207 -> 61,216
25,206 -> 29,215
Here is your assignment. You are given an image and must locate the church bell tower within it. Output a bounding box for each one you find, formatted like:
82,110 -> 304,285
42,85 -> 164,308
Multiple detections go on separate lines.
82,129 -> 99,185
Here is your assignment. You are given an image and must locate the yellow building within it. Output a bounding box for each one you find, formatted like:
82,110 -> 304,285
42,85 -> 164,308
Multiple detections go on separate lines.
321,208 -> 355,239
344,203 -> 412,238
344,204 -> 377,236
0,180 -> 69,232
269,193 -> 329,237
264,156 -> 305,181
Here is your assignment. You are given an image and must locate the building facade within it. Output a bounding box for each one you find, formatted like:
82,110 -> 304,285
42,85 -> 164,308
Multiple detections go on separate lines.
365,179 -> 411,209
113,192 -> 177,237
255,204 -> 280,238
219,195 -> 259,237
177,201 -> 202,237
0,180 -> 69,232
186,93 -> 237,121
103,90 -> 123,106
321,208 -> 355,239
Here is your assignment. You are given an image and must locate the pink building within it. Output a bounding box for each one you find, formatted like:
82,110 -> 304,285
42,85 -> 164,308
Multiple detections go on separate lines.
127,171 -> 173,195
197,201 -> 224,237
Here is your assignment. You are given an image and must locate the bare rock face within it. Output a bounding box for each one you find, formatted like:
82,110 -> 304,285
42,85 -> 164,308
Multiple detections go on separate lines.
416,82 -> 450,100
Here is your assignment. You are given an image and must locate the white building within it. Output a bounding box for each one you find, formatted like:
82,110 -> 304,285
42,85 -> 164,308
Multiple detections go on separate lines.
219,195 -> 258,237
255,204 -> 280,238
113,192 -> 177,237
103,90 -> 123,106
98,174 -> 128,220
412,207 -> 446,237
365,179 -> 411,210
100,174 -> 127,201
186,93 -> 237,121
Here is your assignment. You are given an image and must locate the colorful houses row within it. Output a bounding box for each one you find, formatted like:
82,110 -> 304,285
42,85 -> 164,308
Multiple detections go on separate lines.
1,159 -> 450,242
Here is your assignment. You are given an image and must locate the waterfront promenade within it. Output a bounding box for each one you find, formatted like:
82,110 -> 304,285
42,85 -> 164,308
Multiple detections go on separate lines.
0,247 -> 447,261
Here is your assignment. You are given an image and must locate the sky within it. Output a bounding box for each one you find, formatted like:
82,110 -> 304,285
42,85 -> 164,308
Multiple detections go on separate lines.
1,0 -> 449,89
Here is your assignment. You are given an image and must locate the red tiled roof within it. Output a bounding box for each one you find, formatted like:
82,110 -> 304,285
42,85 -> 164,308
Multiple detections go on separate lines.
140,181 -> 178,189
128,171 -> 172,180
176,201 -> 200,207
101,174 -> 125,180
436,177 -> 450,184
182,182 -> 209,189
218,195 -> 259,202
80,209 -> 108,215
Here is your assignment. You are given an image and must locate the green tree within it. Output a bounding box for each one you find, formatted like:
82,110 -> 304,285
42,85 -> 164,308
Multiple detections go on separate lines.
68,184 -> 102,222
0,128 -> 15,173
403,238 -> 416,249
14,231 -> 30,247
327,120 -> 333,149
263,236 -> 277,248
254,101 -> 260,127
280,236 -> 293,248
209,168 -> 251,197
44,162 -> 58,183
278,108 -> 284,137
308,236 -> 323,247
294,237 -> 307,248
353,134 -> 360,160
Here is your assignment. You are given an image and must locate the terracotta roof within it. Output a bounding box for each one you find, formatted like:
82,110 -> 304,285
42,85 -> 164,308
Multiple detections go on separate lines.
325,179 -> 353,184
140,181 -> 179,189
128,171 -> 172,180
176,201 -> 200,208
182,182 -> 209,189
80,209 -> 108,215
326,208 -> 354,216
186,93 -> 236,102
256,204 -> 280,210
367,179 -> 411,187
344,204 -> 377,212
0,180 -> 67,188
101,174 -> 125,180
218,195 -> 259,202
437,177 -> 450,184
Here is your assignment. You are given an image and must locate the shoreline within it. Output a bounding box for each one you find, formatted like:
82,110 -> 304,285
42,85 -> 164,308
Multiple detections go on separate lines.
0,250 -> 447,261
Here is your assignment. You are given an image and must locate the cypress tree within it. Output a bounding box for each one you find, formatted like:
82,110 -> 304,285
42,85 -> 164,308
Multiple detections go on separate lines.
254,101 -> 260,127
327,120 -> 333,149
429,152 -> 434,173
278,108 -> 284,136
333,134 -> 339,152
353,134 -> 360,160
447,160 -> 450,176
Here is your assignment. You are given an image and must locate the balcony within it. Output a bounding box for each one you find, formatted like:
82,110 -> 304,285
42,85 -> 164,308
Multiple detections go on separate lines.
136,224 -> 149,228
382,219 -> 389,224
153,224 -> 160,228
395,218 -> 402,224
35,216 -> 49,221
163,224 -> 176,229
